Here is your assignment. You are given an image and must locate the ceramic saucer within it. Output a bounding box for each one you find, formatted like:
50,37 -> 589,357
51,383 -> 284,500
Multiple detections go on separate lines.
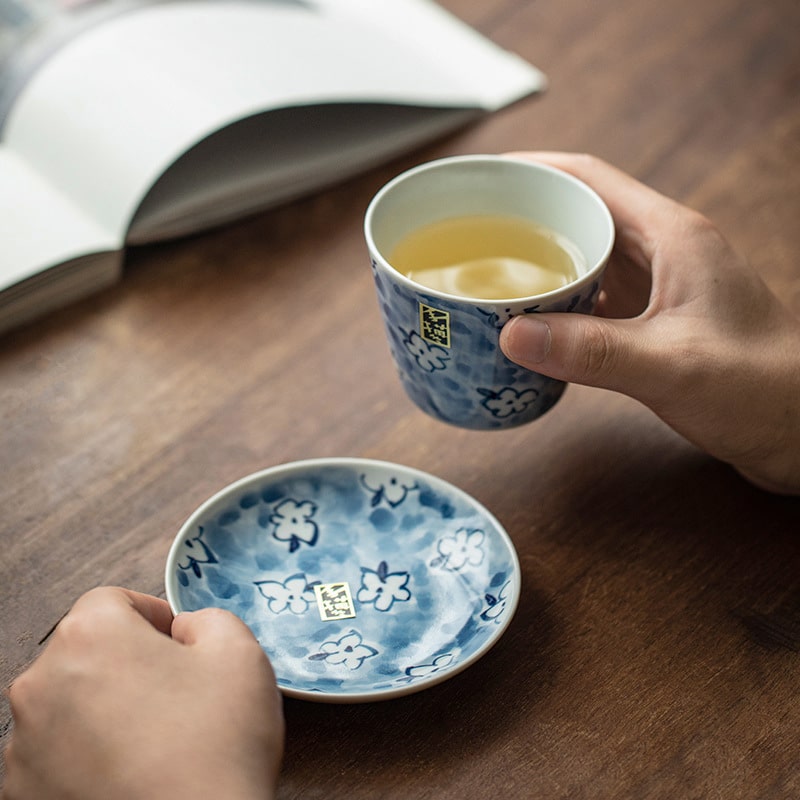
165,458 -> 520,702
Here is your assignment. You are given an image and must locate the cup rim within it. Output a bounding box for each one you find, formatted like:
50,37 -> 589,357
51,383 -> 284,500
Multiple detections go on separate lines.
364,154 -> 615,306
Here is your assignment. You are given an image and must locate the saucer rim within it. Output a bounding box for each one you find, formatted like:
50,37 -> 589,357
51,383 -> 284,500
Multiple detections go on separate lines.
164,456 -> 521,703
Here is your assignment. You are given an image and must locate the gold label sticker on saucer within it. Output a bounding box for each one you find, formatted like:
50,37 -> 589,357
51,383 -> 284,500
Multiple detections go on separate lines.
419,303 -> 450,348
314,582 -> 356,621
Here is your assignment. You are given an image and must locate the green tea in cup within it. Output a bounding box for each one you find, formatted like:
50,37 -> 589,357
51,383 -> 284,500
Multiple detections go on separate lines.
390,214 -> 584,300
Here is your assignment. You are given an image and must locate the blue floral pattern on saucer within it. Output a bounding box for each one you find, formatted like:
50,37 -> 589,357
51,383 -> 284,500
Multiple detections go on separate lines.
166,458 -> 520,703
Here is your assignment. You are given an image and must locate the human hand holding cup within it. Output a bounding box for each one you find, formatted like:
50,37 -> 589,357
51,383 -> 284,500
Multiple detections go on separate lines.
365,155 -> 615,430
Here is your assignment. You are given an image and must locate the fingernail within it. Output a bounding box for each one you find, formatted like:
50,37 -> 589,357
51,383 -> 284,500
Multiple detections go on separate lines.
504,316 -> 552,364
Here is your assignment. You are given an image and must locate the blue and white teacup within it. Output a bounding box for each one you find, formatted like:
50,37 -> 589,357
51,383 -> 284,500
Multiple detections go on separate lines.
365,155 -> 615,430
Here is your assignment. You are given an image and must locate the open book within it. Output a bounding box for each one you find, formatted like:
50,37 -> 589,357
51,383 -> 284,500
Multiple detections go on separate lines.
0,0 -> 546,334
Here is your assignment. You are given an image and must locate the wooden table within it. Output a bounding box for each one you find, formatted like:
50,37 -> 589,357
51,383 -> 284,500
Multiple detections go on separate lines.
2,0 -> 799,796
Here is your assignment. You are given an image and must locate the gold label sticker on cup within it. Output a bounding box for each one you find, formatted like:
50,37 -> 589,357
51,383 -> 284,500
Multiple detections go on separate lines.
419,303 -> 450,348
314,582 -> 356,621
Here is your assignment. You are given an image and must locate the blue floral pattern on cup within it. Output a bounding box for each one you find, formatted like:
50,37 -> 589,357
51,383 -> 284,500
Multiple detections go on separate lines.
166,459 -> 520,702
370,258 -> 601,430
478,386 -> 539,419
402,328 -> 450,372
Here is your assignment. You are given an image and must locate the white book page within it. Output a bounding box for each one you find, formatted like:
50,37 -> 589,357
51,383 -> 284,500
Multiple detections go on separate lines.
3,0 -> 545,244
327,0 -> 545,111
0,147 -> 117,291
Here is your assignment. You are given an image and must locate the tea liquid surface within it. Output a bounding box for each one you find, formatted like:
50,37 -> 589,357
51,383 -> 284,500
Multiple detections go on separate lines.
390,214 -> 584,300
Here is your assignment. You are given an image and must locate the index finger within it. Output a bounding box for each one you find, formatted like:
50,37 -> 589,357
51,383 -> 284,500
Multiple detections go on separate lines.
69,586 -> 174,636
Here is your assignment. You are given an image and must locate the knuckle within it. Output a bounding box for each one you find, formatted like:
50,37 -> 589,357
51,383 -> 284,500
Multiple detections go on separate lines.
564,152 -> 606,178
53,610 -> 97,646
7,670 -> 33,709
6,667 -> 46,725
572,152 -> 601,169
677,207 -> 725,248
56,594 -> 121,644
574,322 -> 618,382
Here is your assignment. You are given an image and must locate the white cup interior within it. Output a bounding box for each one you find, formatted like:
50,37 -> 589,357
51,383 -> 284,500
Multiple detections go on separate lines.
366,155 -> 614,280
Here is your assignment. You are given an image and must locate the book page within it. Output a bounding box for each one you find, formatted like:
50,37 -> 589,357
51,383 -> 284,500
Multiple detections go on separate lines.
0,148 -> 118,290
2,0 -> 545,244
0,0 -> 159,124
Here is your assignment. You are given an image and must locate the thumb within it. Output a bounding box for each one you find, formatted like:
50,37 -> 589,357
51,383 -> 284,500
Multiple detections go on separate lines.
500,313 -> 659,397
171,607 -> 258,650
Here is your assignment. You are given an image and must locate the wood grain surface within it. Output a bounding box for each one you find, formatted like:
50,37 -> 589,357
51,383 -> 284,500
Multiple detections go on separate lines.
1,0 -> 798,796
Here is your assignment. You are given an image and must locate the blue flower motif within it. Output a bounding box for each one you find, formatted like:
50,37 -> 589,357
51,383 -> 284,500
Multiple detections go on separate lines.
402,329 -> 450,372
357,561 -> 411,612
176,527 -> 218,584
477,386 -> 539,418
269,498 -> 319,552
566,284 -> 598,313
430,527 -> 485,571
360,473 -> 418,508
479,306 -> 541,328
254,573 -> 318,615
403,653 -> 455,681
308,630 -> 378,670
480,580 -> 512,624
